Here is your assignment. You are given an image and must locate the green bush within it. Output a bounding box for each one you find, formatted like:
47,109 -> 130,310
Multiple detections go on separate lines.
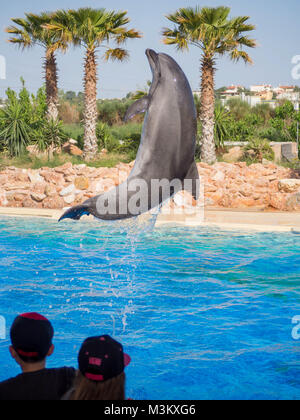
35,119 -> 68,154
214,105 -> 230,149
227,98 -> 251,120
244,138 -> 275,163
0,82 -> 48,157
111,123 -> 142,160
0,100 -> 31,157
62,123 -> 84,149
97,98 -> 135,125
96,122 -> 119,152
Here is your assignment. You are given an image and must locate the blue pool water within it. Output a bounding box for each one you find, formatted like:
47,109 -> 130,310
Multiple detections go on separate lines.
0,215 -> 299,400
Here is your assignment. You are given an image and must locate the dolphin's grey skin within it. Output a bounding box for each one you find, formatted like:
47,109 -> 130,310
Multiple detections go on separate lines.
59,49 -> 199,222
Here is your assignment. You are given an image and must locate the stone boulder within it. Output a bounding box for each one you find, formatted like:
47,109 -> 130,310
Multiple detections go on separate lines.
74,176 -> 90,190
31,193 -> 46,203
286,192 -> 300,211
60,184 -> 75,197
43,196 -> 65,209
278,179 -> 300,193
268,193 -> 287,210
62,140 -> 83,156
0,190 -> 8,206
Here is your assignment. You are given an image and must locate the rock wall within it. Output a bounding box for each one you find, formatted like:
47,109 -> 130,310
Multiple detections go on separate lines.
0,161 -> 300,212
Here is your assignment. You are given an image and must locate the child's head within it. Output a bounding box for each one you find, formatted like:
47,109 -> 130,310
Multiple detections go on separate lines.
9,313 -> 54,368
72,335 -> 131,400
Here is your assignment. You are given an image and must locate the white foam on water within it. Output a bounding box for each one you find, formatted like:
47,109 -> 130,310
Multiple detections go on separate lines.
83,205 -> 163,334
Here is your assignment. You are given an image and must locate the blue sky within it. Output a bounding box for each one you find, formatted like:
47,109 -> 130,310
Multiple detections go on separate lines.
0,0 -> 299,98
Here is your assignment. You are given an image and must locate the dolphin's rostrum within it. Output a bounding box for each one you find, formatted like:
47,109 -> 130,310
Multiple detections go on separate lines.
59,49 -> 199,222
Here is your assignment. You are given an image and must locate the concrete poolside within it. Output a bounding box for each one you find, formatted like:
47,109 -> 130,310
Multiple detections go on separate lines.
0,206 -> 300,232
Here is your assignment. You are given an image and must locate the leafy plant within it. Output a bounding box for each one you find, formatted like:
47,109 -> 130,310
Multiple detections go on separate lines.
0,101 -> 31,157
36,118 -> 68,156
96,122 -> 119,152
227,98 -> 251,120
111,123 -> 142,160
214,105 -> 230,149
244,138 -> 275,163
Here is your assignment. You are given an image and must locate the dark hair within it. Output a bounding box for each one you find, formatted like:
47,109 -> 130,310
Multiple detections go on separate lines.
16,353 -> 47,364
70,371 -> 126,401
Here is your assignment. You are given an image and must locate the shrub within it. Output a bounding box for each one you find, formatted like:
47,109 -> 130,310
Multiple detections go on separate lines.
251,103 -> 274,123
0,100 -> 31,157
35,119 -> 68,154
0,82 -> 48,157
62,124 -> 84,141
96,122 -> 119,152
227,98 -> 251,120
111,123 -> 142,160
244,138 -> 275,163
59,101 -> 80,124
214,105 -> 230,149
227,117 -> 257,142
98,99 -> 132,125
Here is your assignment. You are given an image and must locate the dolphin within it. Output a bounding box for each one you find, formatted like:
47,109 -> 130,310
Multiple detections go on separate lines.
59,49 -> 199,222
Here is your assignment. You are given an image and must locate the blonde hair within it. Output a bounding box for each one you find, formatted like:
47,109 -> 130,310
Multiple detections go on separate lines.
70,371 -> 126,401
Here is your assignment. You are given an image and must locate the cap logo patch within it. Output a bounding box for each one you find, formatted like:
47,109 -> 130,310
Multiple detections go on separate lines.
89,357 -> 102,366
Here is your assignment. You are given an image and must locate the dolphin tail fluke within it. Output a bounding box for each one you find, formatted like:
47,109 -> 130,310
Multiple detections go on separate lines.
58,204 -> 90,222
184,161 -> 200,201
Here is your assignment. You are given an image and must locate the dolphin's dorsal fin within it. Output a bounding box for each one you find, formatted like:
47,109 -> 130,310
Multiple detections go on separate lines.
124,96 -> 150,122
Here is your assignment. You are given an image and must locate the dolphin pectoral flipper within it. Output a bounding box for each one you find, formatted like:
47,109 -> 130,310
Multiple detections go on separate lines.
184,161 -> 200,201
58,204 -> 90,222
124,96 -> 150,122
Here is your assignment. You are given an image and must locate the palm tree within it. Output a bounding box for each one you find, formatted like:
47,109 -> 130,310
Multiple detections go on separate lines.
162,6 -> 256,164
6,12 -> 67,121
46,8 -> 141,160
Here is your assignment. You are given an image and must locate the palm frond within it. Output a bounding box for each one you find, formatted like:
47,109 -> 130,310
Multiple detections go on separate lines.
162,28 -> 189,50
163,6 -> 256,63
104,48 -> 129,62
230,49 -> 253,64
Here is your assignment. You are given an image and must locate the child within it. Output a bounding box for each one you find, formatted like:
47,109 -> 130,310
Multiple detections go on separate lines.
0,313 -> 75,400
64,335 -> 131,400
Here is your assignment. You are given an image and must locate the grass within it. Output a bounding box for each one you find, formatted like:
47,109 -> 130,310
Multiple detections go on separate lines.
62,122 -> 143,142
110,122 -> 142,140
277,159 -> 300,170
62,123 -> 84,140
0,152 -> 132,171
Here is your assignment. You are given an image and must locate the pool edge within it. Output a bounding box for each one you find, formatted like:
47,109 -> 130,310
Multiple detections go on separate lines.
1,206 -> 300,232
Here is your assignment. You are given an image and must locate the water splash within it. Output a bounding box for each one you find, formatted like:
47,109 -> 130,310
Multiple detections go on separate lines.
91,206 -> 163,334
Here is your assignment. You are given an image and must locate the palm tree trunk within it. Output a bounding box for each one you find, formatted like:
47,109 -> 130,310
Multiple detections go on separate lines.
83,48 -> 98,161
200,56 -> 217,164
45,51 -> 59,121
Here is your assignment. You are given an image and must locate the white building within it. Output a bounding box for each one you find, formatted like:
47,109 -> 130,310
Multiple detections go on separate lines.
277,91 -> 300,102
250,84 -> 272,93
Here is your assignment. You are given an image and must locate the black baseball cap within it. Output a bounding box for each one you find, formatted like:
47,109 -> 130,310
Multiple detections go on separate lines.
78,335 -> 131,382
10,313 -> 54,362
